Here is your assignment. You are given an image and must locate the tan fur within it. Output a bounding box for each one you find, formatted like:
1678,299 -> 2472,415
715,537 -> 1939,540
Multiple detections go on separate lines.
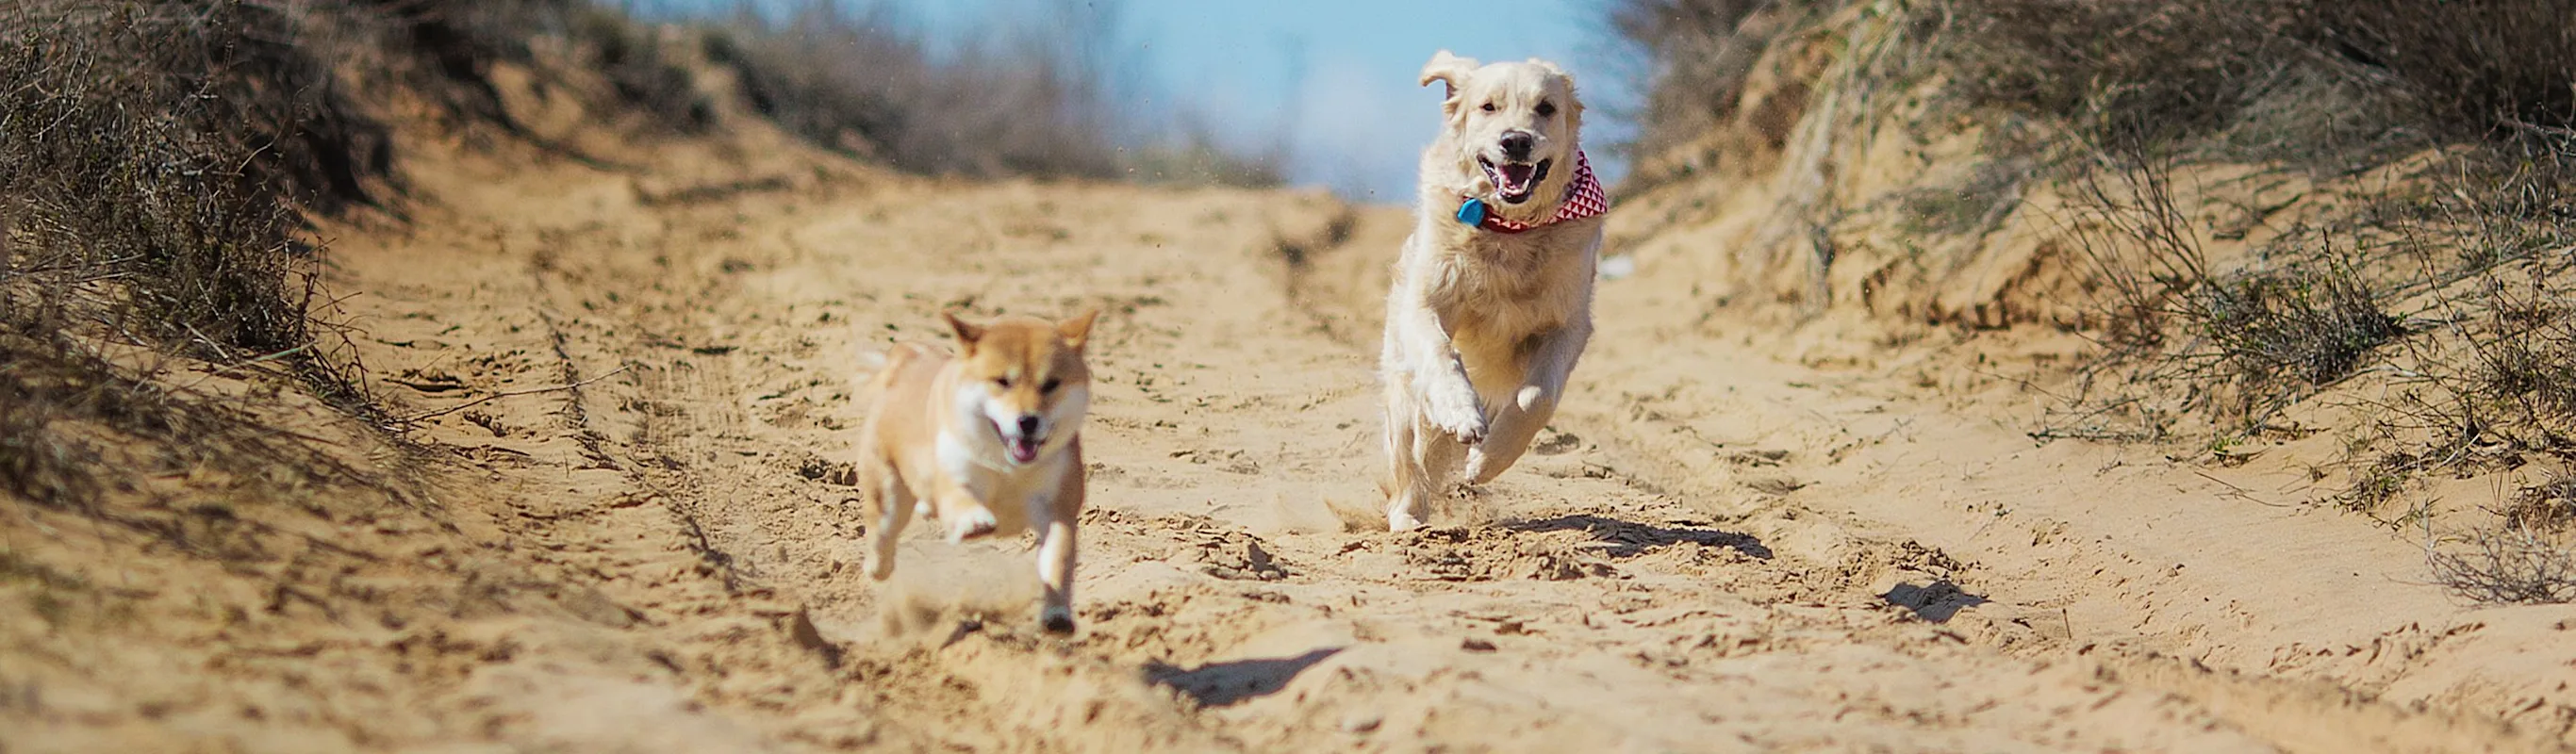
1379,51 -> 1601,532
853,308 -> 1100,633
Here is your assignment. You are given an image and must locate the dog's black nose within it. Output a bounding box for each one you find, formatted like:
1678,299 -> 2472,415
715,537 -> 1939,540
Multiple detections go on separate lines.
1016,415 -> 1041,436
1499,131 -> 1535,161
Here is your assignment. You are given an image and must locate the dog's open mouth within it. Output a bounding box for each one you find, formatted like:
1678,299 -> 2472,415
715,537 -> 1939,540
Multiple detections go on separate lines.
1479,156 -> 1552,205
999,423 -> 1043,464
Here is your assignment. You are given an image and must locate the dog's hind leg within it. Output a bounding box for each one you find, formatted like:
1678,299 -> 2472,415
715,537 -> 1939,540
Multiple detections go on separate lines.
1383,373 -> 1461,532
1382,378 -> 1428,532
1465,321 -> 1592,484
1465,392 -> 1555,485
1388,419 -> 1467,532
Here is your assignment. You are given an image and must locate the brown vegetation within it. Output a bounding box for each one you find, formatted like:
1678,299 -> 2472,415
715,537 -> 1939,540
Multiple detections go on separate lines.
1605,0 -> 2576,602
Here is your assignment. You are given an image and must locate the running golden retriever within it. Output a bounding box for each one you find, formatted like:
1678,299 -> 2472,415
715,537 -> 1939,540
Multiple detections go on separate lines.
1379,50 -> 1608,532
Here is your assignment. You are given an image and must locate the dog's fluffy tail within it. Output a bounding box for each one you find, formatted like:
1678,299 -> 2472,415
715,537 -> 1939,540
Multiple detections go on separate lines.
855,348 -> 891,379
851,340 -> 926,401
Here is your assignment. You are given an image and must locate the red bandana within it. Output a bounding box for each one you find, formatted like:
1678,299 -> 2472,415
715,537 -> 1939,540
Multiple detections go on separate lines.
1471,151 -> 1610,234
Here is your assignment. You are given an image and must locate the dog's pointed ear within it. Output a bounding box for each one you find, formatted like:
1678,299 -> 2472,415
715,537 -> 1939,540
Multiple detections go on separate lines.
941,311 -> 985,352
1055,307 -> 1101,351
1419,50 -> 1477,109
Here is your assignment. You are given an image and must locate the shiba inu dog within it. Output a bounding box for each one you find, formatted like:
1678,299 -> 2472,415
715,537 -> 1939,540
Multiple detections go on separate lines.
1379,50 -> 1607,532
854,308 -> 1099,633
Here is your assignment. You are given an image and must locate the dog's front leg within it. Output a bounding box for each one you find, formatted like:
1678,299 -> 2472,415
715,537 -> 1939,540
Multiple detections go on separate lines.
1465,320 -> 1592,484
931,479 -> 999,543
1032,514 -> 1078,633
1026,474 -> 1081,633
1394,287 -> 1486,445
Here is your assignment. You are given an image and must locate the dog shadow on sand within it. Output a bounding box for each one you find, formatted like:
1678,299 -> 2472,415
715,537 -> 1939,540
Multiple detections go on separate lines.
1143,647 -> 1345,707
1502,514 -> 1773,560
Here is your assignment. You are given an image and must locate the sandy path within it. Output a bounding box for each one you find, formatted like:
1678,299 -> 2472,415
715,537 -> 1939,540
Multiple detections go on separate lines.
305,131 -> 2571,753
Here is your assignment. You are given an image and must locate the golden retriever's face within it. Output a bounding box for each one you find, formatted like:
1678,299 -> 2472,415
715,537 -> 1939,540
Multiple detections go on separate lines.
1420,51 -> 1582,207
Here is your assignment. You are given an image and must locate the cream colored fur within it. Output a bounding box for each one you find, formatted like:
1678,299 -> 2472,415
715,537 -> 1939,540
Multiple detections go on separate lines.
1379,51 -> 1601,532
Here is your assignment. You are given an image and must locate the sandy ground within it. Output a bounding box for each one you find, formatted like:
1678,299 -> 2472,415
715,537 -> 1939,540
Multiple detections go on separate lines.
9,106 -> 2576,751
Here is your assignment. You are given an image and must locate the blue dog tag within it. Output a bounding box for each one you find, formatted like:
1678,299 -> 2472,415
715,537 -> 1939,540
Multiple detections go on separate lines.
1455,198 -> 1486,226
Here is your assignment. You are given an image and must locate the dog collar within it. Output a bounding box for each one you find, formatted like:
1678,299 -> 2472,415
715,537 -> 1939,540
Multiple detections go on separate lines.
1455,151 -> 1609,234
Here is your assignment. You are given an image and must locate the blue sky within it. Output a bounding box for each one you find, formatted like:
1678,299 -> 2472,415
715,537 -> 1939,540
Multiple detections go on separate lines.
665,0 -> 1637,201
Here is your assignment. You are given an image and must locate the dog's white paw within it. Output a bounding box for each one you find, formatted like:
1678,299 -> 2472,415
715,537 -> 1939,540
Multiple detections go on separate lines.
865,551 -> 894,581
947,506 -> 999,543
1387,506 -> 1428,533
1423,386 -> 1486,444
1515,385 -> 1546,412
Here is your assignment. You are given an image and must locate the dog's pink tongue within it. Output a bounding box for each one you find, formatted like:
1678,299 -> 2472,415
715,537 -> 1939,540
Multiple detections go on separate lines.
1500,164 -> 1536,188
1009,439 -> 1040,464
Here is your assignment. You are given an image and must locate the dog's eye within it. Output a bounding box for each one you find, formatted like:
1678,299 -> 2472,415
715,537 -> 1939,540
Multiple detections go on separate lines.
1479,102 -> 1496,113
994,377 -> 1013,389
1041,377 -> 1062,393
1536,101 -> 1556,117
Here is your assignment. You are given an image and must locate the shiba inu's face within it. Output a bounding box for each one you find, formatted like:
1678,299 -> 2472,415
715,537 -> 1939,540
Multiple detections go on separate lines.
1419,50 -> 1583,208
942,309 -> 1098,465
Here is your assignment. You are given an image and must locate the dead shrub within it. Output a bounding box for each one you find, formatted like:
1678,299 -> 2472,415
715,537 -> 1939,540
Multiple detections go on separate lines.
0,0 -> 414,509
2051,141 -> 2402,437
1945,0 -> 2318,145
1944,0 -> 2574,159
2430,521 -> 2576,605
2467,306 -> 2576,428
0,0 -> 386,367
1601,0 -> 1824,159
2195,260 -> 2403,387
699,1 -> 1238,181
2317,0 -> 2576,139
569,5 -> 716,132
2502,472 -> 2576,532
350,0 -> 718,136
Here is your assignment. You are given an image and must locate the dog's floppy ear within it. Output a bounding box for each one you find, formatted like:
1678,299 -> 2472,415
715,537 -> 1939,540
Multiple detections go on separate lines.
1055,307 -> 1101,351
941,311 -> 985,353
1419,50 -> 1477,111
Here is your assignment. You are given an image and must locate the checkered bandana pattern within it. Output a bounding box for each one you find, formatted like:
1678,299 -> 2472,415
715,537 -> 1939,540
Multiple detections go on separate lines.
1478,151 -> 1610,234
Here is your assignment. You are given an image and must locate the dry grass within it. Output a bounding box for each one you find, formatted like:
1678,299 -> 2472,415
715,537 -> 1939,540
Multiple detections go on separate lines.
2318,1 -> 2576,141
1944,0 -> 2328,146
1600,0 -> 1817,160
2430,521 -> 2576,605
0,0 -> 415,511
2197,259 -> 2403,387
696,1 -> 1276,184
0,0 -> 394,387
1941,0 -> 2572,157
1607,0 -> 2568,169
1603,0 -> 2576,597
2045,140 -> 2403,440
